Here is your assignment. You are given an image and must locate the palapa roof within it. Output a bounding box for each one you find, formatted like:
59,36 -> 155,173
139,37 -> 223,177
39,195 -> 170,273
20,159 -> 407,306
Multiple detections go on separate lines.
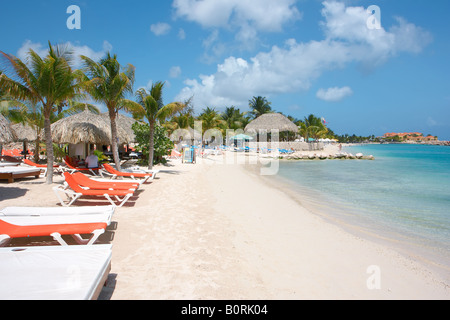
11,123 -> 37,142
245,113 -> 298,133
51,109 -> 112,145
0,113 -> 17,144
100,113 -> 137,144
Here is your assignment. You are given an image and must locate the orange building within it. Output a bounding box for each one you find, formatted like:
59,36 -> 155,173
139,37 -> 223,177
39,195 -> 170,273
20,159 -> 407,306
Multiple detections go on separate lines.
382,132 -> 437,142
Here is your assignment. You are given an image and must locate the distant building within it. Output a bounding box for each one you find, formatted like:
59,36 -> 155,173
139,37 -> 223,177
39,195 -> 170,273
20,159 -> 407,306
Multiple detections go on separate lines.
382,132 -> 438,142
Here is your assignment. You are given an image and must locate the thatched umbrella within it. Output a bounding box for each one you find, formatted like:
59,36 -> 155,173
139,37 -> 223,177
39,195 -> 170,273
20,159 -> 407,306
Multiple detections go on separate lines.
51,109 -> 111,145
245,113 -> 298,133
101,113 -> 137,144
11,123 -> 37,142
0,113 -> 16,144
11,123 -> 38,159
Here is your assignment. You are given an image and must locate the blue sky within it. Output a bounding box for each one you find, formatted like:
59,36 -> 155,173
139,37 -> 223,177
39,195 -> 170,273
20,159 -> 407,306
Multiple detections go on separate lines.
1,0 -> 449,139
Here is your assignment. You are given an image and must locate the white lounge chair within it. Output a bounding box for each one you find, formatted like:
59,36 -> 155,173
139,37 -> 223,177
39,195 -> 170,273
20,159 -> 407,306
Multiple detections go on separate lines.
0,206 -> 115,246
0,244 -> 112,300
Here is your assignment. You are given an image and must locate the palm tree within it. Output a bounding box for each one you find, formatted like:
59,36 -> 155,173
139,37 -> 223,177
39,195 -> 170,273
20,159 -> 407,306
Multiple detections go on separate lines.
298,114 -> 328,141
198,107 -> 225,132
0,42 -> 84,183
135,82 -> 185,169
249,96 -> 272,119
165,97 -> 194,134
81,53 -> 142,170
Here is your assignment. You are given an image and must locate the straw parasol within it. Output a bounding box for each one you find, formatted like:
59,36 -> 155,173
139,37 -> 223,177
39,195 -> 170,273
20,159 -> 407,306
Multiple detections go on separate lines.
0,113 -> 17,144
11,123 -> 37,142
51,109 -> 111,145
245,113 -> 298,133
101,113 -> 137,144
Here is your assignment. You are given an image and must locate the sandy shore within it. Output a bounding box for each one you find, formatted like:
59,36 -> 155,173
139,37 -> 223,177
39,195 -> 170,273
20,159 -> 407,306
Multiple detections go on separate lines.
0,153 -> 449,300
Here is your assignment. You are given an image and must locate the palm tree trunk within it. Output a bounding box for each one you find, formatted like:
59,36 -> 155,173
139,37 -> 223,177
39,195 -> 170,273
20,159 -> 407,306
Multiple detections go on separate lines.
109,108 -> 121,170
43,115 -> 53,184
148,120 -> 155,170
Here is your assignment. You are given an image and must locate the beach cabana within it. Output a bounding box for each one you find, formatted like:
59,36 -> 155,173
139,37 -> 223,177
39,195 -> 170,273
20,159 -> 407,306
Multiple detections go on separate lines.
51,109 -> 111,160
51,109 -> 111,145
244,113 -> 298,141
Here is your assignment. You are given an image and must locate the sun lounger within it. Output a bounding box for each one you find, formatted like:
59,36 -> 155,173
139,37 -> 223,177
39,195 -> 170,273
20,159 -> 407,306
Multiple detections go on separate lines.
23,158 -> 62,176
0,166 -> 41,183
0,244 -> 112,300
63,159 -> 100,176
100,163 -> 152,182
0,209 -> 113,246
53,172 -> 135,207
71,171 -> 140,191
0,205 -> 115,218
0,162 -> 21,167
122,166 -> 159,178
168,149 -> 182,160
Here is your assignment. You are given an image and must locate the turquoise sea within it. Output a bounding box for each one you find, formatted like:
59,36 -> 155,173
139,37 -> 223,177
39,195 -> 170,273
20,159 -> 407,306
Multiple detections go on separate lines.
271,144 -> 450,273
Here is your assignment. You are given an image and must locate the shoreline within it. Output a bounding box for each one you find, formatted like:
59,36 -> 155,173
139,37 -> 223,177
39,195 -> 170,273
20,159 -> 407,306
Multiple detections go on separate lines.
248,163 -> 450,286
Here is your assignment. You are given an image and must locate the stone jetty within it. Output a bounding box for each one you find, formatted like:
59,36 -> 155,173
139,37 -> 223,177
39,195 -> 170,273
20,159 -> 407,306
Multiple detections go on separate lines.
279,151 -> 375,161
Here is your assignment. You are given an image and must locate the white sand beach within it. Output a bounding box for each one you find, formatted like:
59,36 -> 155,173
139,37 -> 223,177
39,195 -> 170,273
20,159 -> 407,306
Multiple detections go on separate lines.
0,151 -> 449,300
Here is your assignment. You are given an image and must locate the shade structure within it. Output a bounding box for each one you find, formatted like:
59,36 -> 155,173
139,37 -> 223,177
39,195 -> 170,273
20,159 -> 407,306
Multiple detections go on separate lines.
51,109 -> 111,145
100,113 -> 137,144
11,123 -> 37,142
0,114 -> 16,144
244,113 -> 298,133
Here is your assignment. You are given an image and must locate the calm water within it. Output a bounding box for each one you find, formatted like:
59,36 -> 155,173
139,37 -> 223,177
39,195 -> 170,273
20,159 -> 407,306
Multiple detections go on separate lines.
272,144 -> 450,269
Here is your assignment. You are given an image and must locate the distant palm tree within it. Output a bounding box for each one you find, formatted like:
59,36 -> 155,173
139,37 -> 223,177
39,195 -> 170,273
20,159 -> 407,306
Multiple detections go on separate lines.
198,107 -> 225,132
249,96 -> 272,119
135,82 -> 185,169
165,97 -> 194,133
298,114 -> 328,141
0,42 -> 84,183
81,52 -> 142,169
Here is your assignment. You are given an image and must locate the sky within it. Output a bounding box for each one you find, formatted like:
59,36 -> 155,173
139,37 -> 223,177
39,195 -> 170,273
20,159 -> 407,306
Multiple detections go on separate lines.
1,0 -> 449,140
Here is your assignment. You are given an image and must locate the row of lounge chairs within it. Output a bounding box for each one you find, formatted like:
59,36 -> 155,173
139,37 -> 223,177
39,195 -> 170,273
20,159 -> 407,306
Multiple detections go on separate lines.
0,158 -> 159,300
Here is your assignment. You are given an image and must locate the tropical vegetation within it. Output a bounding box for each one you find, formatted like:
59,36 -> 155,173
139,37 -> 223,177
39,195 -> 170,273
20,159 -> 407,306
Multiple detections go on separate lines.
134,81 -> 185,169
81,52 -> 142,170
0,42 -> 84,183
132,122 -> 173,166
0,39 -> 383,184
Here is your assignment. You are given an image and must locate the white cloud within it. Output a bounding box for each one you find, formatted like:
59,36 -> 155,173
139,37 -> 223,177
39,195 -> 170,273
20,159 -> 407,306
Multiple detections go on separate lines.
316,86 -> 353,102
175,1 -> 432,110
173,0 -> 300,30
169,66 -> 182,78
150,22 -> 171,36
173,0 -> 301,48
17,40 -> 113,68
